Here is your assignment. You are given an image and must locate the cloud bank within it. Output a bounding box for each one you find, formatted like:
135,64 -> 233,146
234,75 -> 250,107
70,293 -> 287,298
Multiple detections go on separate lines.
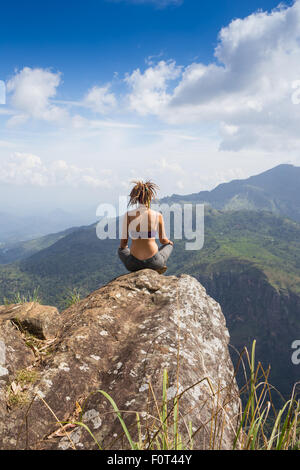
124,0 -> 300,151
0,153 -> 112,188
2,0 -> 300,197
6,68 -> 68,126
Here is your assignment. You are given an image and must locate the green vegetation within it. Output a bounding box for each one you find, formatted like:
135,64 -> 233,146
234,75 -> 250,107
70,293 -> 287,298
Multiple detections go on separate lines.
63,287 -> 82,308
15,368 -> 40,386
73,369 -> 194,450
0,226 -> 78,265
3,286 -> 41,305
1,209 -> 300,308
234,341 -> 300,450
50,342 -> 299,450
0,208 -> 299,401
173,209 -> 300,295
6,368 -> 40,409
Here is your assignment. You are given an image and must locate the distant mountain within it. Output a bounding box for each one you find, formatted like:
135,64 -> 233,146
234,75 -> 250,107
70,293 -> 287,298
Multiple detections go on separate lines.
161,164 -> 300,222
0,208 -> 300,404
0,226 -> 79,265
0,208 -> 96,244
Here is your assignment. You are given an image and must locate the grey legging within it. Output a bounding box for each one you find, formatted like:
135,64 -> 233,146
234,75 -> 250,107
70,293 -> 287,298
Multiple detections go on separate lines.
118,243 -> 173,272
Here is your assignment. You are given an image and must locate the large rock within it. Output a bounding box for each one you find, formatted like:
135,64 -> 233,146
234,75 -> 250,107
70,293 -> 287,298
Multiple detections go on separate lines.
0,302 -> 61,340
0,270 -> 241,450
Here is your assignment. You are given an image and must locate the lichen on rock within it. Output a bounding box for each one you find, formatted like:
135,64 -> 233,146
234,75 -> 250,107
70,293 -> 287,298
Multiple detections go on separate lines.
0,269 -> 241,450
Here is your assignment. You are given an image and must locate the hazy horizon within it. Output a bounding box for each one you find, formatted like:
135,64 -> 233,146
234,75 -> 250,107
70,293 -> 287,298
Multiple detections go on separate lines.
0,161 -> 298,219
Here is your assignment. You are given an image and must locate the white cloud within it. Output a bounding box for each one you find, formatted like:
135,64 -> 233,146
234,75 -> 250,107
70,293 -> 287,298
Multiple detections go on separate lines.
157,157 -> 185,174
169,3 -> 300,112
124,60 -> 182,115
0,152 -> 111,188
124,1 -> 300,152
6,67 -> 68,125
5,68 -> 125,127
0,140 -> 16,148
148,130 -> 199,141
0,80 -> 5,104
0,108 -> 14,115
6,114 -> 29,128
71,114 -> 140,129
82,84 -> 117,114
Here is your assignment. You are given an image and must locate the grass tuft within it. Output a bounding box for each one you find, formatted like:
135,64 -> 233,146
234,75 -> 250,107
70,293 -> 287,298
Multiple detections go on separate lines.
63,287 -> 82,308
51,341 -> 300,450
3,287 -> 41,305
6,368 -> 40,409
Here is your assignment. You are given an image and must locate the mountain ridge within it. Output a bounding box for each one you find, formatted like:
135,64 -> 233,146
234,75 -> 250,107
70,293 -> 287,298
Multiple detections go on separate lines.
161,163 -> 300,222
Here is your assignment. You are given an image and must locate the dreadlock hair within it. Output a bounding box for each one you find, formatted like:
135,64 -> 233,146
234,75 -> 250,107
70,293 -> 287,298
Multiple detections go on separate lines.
128,180 -> 159,208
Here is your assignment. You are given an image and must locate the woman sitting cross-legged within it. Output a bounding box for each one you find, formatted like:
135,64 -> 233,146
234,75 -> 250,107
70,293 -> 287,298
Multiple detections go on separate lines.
118,180 -> 173,274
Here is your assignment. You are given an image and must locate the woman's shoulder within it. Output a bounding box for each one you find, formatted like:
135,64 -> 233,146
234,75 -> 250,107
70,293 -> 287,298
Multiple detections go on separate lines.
126,207 -> 161,218
148,206 -> 161,214
126,208 -> 137,217
151,209 -> 162,217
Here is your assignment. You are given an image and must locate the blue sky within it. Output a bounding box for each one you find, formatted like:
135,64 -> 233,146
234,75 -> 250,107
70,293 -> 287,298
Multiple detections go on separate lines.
0,0 -> 300,215
1,0 -> 285,90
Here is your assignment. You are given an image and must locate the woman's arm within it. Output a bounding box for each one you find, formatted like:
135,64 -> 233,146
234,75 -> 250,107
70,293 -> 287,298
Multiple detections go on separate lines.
120,213 -> 129,249
158,213 -> 173,245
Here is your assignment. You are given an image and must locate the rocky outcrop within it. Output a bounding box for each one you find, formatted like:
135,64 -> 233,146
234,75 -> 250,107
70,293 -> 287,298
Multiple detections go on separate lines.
0,302 -> 61,340
0,270 -> 240,450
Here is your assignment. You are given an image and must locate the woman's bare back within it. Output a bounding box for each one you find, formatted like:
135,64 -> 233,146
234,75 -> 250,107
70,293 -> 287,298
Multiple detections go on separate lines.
120,205 -> 171,260
127,207 -> 159,260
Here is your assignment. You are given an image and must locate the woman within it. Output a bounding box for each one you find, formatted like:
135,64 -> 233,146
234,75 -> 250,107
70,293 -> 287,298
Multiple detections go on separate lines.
118,180 -> 173,274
